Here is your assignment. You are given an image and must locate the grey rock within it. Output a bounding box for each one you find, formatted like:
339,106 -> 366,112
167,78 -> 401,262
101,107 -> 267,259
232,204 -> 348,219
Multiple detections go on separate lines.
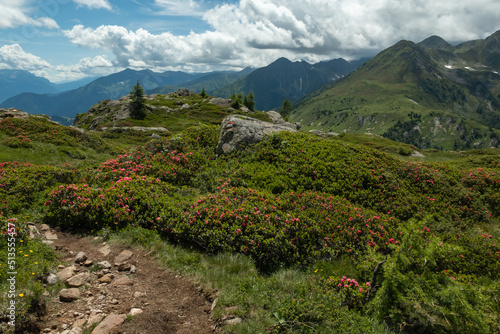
47,274 -> 58,286
98,261 -> 112,270
28,224 -> 40,239
98,245 -> 111,257
117,262 -> 131,272
151,133 -> 161,139
67,272 -> 90,287
216,115 -> 296,155
61,328 -> 82,334
75,252 -> 87,263
57,266 -> 76,282
91,314 -> 127,334
114,250 -> 133,264
60,288 -> 80,302
209,98 -> 232,108
86,313 -> 105,328
173,88 -> 196,97
44,231 -> 58,240
98,274 -> 114,284
130,308 -> 143,316
225,317 -> 243,325
0,108 -> 29,120
113,276 -> 134,287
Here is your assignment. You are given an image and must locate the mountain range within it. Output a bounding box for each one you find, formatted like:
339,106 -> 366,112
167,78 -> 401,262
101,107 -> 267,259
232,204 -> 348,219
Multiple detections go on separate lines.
0,69 -> 206,121
212,57 -> 368,110
0,56 -> 366,122
292,30 -> 500,150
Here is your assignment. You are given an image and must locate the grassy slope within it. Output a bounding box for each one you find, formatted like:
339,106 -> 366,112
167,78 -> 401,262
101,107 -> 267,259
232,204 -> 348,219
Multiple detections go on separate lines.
291,40 -> 500,150
75,92 -> 270,133
1,107 -> 499,333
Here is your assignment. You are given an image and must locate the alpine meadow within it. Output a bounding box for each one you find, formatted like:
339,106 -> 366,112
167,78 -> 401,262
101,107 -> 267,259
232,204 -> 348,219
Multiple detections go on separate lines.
0,28 -> 500,334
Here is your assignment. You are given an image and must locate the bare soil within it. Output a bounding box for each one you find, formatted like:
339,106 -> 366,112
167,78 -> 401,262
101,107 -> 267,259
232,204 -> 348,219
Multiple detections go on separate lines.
32,226 -> 217,334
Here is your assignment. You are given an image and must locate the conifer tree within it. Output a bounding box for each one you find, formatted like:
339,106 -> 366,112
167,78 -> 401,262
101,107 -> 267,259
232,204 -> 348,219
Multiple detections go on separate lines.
244,92 -> 255,111
200,87 -> 207,98
129,80 -> 146,119
280,98 -> 293,118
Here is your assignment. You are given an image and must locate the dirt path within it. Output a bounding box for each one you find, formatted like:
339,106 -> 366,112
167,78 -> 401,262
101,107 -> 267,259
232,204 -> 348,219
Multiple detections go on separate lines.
33,224 -> 217,334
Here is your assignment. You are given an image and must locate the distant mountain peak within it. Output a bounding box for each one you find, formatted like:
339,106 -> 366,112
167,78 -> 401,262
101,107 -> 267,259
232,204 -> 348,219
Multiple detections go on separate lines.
418,35 -> 452,50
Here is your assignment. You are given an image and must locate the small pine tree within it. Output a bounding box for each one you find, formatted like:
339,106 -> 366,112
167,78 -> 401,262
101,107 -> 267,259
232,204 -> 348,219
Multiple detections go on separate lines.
129,80 -> 146,119
200,87 -> 207,98
231,93 -> 243,109
244,92 -> 255,111
280,98 -> 293,118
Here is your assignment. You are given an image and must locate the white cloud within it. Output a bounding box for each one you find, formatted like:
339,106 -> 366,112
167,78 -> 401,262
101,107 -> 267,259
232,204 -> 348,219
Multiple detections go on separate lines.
0,43 -> 117,82
0,0 -> 59,29
0,44 -> 52,76
62,0 -> 500,73
73,0 -> 112,11
54,55 -> 117,81
153,0 -> 204,16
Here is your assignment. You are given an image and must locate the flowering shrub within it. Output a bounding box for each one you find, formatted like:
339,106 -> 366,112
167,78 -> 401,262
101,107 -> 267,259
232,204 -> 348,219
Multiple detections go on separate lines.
0,117 -> 113,153
0,162 -> 78,217
321,275 -> 368,309
44,175 -> 181,231
2,135 -> 33,148
160,187 -> 398,272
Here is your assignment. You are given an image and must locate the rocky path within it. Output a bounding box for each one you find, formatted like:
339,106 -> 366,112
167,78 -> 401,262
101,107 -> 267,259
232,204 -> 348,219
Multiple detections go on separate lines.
31,224 -> 217,334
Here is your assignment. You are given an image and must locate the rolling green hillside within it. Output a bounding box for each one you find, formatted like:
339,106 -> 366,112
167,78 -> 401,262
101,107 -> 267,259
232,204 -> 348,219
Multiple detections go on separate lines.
1,123 -> 499,333
292,32 -> 500,150
73,90 -> 270,133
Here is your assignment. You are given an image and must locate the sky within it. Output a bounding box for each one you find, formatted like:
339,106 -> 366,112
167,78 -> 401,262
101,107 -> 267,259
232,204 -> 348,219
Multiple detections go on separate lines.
0,0 -> 499,83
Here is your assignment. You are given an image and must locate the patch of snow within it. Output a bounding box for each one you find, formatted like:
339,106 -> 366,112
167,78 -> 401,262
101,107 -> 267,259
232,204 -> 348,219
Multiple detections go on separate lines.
445,65 -> 453,69
465,67 -> 475,71
408,99 -> 420,106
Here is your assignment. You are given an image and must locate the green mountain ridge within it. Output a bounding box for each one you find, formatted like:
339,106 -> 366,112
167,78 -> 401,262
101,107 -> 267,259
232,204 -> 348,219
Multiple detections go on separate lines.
213,57 -> 367,110
292,31 -> 500,150
148,67 -> 254,95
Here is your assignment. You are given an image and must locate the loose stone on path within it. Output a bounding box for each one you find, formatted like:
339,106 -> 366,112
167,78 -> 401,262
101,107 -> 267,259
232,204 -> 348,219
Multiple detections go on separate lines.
114,250 -> 133,264
91,314 -> 126,334
60,288 -> 80,302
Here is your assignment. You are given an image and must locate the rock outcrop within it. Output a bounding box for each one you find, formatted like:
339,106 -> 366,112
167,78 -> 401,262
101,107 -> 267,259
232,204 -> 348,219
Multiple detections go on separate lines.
0,108 -> 29,120
216,115 -> 296,155
266,110 -> 301,130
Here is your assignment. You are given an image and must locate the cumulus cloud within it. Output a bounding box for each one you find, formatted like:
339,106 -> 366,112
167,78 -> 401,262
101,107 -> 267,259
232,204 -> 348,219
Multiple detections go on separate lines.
63,0 -> 500,72
0,0 -> 59,29
0,43 -> 117,82
73,0 -> 112,11
54,55 -> 117,81
0,44 -> 52,75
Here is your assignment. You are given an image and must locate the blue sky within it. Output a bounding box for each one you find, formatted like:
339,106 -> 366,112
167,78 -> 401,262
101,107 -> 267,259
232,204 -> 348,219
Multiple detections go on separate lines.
1,0 -> 500,82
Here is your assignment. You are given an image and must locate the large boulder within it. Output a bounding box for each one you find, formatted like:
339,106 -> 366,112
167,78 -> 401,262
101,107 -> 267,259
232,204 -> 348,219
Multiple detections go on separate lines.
216,115 -> 296,155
